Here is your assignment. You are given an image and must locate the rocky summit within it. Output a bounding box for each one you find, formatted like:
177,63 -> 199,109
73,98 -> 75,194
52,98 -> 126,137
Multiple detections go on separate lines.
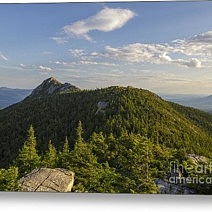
29,77 -> 79,98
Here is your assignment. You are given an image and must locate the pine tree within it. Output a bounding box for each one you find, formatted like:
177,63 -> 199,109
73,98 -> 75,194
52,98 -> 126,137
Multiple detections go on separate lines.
69,131 -> 100,192
14,125 -> 40,176
58,137 -> 70,168
42,140 -> 57,168
135,136 -> 158,194
89,132 -> 108,163
76,120 -> 83,144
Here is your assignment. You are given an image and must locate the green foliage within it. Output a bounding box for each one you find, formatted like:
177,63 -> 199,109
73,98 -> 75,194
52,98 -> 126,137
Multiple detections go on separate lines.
89,132 -> 108,163
59,125 -> 158,193
42,140 -> 57,168
68,132 -> 118,193
0,167 -> 19,191
13,125 -> 41,176
75,121 -> 83,144
103,132 -> 158,193
58,137 -> 70,168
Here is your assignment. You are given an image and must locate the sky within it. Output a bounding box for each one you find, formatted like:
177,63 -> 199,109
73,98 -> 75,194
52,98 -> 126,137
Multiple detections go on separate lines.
0,2 -> 212,94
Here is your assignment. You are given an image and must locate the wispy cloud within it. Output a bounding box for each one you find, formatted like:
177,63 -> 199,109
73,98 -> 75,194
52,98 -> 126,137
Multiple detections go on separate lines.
0,51 -> 9,61
16,63 -> 53,72
50,36 -> 68,44
99,31 -> 212,68
69,49 -> 85,57
50,61 -> 67,65
52,7 -> 136,43
78,60 -> 116,67
172,31 -> 212,57
49,31 -> 211,73
39,65 -> 52,71
103,44 -> 202,68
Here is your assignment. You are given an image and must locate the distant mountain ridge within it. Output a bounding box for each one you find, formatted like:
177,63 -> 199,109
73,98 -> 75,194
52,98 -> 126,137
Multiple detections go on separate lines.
161,94 -> 212,113
0,77 -> 80,109
0,87 -> 32,109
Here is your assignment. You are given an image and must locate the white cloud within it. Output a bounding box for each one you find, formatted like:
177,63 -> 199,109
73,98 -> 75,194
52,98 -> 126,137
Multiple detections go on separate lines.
62,7 -> 136,41
20,63 -> 26,67
49,61 -> 67,65
104,43 -> 166,63
192,31 -> 212,43
50,30 -> 210,69
172,31 -> 212,56
50,36 -> 68,44
157,52 -> 202,68
101,31 -> 212,68
69,49 -> 85,57
39,65 -> 52,71
104,43 -> 178,66
172,58 -> 202,68
79,60 -> 98,65
0,51 -> 9,61
79,60 -> 116,66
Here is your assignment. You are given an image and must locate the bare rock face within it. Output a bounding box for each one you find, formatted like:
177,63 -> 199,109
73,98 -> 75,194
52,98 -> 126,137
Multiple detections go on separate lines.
95,101 -> 108,114
155,179 -> 196,194
19,168 -> 74,192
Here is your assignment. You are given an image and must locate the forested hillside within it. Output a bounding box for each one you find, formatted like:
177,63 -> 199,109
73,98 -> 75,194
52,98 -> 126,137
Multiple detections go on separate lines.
0,80 -> 211,193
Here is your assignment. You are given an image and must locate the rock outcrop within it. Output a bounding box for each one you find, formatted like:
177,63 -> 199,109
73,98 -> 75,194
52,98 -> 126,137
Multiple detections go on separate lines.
19,168 -> 74,192
187,154 -> 208,164
95,101 -> 108,114
155,179 -> 196,194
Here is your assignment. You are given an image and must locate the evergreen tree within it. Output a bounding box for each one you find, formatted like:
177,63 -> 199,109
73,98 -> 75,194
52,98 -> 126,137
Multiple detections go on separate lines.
42,140 -> 57,168
58,137 -> 70,168
134,136 -> 158,193
14,125 -> 40,176
76,120 -> 83,144
89,132 -> 108,163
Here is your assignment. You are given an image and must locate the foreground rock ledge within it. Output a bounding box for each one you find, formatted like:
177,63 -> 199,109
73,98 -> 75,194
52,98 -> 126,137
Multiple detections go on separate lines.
19,168 -> 75,192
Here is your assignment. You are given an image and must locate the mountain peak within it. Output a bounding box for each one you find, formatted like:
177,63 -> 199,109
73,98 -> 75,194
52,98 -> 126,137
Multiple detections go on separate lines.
29,77 -> 79,98
45,77 -> 61,85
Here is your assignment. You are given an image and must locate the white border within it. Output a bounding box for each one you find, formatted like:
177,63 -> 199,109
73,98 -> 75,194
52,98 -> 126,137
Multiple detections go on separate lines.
0,192 -> 212,212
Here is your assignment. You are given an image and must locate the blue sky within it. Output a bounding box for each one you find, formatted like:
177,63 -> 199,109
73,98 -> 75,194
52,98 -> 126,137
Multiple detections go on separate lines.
0,2 -> 212,94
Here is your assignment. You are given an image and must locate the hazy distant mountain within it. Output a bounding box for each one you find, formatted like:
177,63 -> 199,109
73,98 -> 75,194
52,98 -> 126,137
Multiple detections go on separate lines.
0,77 -> 79,109
0,87 -> 32,109
160,94 -> 212,113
